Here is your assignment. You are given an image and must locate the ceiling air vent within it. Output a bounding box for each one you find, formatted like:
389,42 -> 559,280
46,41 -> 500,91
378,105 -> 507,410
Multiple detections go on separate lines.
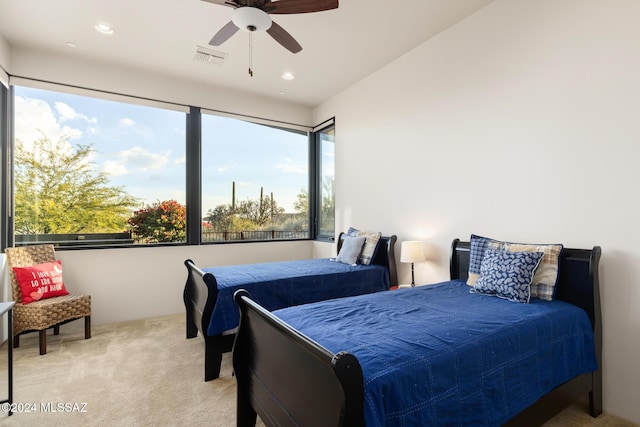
193,46 -> 228,65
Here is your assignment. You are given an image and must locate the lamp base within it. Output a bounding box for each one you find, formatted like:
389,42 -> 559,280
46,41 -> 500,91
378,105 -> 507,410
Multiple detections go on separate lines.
411,262 -> 416,287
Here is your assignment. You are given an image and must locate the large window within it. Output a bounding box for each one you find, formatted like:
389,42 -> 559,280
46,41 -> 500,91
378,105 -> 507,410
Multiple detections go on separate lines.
201,113 -> 309,242
12,86 -> 186,246
6,83 -> 332,248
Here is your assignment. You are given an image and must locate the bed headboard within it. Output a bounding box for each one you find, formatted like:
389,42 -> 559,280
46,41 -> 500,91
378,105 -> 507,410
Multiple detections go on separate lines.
337,232 -> 398,287
449,238 -> 602,332
450,239 -> 471,282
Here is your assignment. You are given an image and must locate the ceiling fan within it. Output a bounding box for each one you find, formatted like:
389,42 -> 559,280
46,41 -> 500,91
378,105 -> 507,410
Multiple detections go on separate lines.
202,0 -> 339,54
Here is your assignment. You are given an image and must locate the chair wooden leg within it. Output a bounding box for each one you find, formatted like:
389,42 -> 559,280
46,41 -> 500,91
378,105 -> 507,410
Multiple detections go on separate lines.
39,330 -> 47,355
85,316 -> 91,339
54,325 -> 60,335
13,335 -> 19,349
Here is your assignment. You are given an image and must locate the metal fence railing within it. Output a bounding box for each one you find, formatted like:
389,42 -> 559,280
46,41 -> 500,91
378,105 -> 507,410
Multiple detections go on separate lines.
16,230 -> 308,247
202,230 -> 308,242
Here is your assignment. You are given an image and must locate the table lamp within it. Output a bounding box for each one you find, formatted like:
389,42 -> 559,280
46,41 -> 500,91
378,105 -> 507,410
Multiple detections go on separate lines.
400,241 -> 425,287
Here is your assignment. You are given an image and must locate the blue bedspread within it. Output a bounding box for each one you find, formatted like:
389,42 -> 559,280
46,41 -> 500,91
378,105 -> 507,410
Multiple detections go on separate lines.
273,280 -> 598,427
205,258 -> 389,336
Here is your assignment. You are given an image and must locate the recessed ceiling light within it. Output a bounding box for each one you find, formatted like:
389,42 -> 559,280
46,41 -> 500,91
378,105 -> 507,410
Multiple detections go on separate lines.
279,91 -> 286,95
66,42 -> 77,48
281,72 -> 295,80
95,23 -> 114,35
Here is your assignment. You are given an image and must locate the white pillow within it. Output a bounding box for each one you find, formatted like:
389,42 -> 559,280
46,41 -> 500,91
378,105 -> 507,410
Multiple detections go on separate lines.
336,236 -> 366,265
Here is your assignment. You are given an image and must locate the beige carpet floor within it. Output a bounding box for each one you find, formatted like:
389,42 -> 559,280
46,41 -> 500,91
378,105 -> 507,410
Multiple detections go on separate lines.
0,313 -> 636,427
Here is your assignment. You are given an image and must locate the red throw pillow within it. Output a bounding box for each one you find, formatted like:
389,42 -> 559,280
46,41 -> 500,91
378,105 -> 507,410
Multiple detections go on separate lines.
12,260 -> 69,304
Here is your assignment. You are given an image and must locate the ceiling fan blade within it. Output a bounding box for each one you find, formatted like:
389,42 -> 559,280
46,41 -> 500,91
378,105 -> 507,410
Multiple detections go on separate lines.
209,21 -> 240,46
265,0 -> 338,14
266,21 -> 302,53
200,0 -> 239,8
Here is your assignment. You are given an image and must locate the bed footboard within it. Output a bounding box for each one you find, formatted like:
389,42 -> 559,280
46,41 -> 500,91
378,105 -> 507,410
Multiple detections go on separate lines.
183,259 -> 234,381
184,234 -> 397,382
233,289 -> 365,427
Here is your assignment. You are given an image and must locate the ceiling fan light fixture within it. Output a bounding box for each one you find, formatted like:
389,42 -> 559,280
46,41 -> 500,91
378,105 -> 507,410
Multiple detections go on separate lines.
232,7 -> 272,32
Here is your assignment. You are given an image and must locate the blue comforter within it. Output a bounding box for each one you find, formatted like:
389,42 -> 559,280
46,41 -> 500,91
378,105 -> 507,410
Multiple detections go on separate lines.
273,280 -> 598,427
205,258 -> 389,336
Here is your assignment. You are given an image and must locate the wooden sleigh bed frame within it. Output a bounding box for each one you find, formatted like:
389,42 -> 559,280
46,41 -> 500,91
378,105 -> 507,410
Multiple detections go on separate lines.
183,233 -> 398,382
233,239 -> 602,427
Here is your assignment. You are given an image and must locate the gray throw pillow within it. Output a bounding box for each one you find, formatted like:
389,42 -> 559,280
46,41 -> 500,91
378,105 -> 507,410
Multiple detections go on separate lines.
336,236 -> 366,265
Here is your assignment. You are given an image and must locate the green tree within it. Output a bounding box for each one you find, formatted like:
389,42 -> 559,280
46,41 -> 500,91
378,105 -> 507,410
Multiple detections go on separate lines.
236,196 -> 284,227
128,200 -> 186,243
294,179 -> 333,235
204,189 -> 285,233
205,204 -> 237,232
203,203 -> 255,233
14,132 -> 139,234
293,187 -> 308,216
320,176 -> 335,233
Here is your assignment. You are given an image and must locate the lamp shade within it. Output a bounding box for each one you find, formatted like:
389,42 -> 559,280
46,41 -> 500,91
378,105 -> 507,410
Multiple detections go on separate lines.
400,241 -> 425,264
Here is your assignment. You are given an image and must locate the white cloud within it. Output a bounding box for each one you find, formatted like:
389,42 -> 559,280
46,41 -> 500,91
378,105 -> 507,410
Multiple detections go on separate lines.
55,102 -> 77,121
117,117 -> 155,141
119,117 -> 135,127
55,102 -> 97,125
102,146 -> 170,176
14,96 -> 81,153
103,160 -> 128,176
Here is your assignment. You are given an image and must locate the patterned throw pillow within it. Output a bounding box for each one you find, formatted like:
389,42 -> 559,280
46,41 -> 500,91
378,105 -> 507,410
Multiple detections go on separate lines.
466,235 -> 564,300
466,234 -> 505,286
503,243 -> 563,300
472,250 -> 544,303
335,236 -> 366,265
346,227 -> 382,265
346,227 -> 360,237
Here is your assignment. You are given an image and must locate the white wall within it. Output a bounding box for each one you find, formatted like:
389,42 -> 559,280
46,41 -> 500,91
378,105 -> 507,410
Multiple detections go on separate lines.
314,0 -> 640,423
0,33 -> 9,86
54,240 -> 315,326
9,46 -> 312,127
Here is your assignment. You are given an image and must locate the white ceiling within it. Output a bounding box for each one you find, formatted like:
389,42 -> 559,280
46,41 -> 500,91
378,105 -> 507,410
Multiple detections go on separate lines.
0,0 -> 495,108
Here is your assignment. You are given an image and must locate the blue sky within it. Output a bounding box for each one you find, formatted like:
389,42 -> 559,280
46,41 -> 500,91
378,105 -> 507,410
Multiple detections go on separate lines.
14,86 -> 309,213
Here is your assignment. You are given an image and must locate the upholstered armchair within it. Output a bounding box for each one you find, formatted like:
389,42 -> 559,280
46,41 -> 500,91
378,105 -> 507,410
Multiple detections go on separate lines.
5,244 -> 91,355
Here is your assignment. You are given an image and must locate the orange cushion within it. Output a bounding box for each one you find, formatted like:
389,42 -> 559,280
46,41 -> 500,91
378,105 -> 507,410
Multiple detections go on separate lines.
12,260 -> 70,304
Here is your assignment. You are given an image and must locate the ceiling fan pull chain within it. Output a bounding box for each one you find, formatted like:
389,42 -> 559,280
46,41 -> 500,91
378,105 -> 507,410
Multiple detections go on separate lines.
248,31 -> 254,77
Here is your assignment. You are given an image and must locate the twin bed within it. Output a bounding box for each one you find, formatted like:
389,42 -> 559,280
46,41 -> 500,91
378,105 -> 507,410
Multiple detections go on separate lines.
183,232 -> 398,381
232,238 -> 602,426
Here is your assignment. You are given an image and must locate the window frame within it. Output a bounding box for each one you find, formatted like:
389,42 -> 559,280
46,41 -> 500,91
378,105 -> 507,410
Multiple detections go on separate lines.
313,120 -> 336,242
0,83 -> 11,250
1,80 -> 331,250
198,109 -> 312,244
